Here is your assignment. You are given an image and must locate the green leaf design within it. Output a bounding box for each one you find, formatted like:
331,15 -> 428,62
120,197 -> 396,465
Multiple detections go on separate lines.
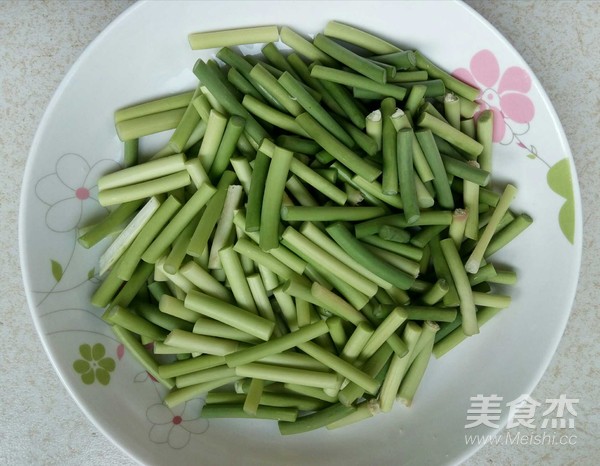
99,358 -> 116,372
96,368 -> 111,386
547,158 -> 575,244
527,153 -> 536,160
79,344 -> 92,361
51,259 -> 63,282
73,360 -> 90,374
87,268 -> 95,280
92,343 -> 105,361
74,343 -> 116,386
81,370 -> 95,385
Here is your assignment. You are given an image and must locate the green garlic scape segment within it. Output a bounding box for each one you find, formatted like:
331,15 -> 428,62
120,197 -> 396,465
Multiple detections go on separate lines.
84,20 -> 532,435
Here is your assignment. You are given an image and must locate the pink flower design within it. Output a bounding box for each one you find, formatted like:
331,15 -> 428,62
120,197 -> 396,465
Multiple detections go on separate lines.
453,50 -> 535,143
35,153 -> 119,232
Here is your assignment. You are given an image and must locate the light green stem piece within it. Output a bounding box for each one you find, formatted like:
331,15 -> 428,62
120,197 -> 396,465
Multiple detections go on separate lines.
235,363 -> 339,390
443,93 -> 461,130
295,113 -> 382,182
476,110 -> 494,172
98,154 -> 186,191
225,320 -> 329,367
187,171 -> 237,258
465,184 -> 518,273
417,111 -> 483,158
301,222 -> 392,290
397,127 -> 420,223
379,321 -> 422,412
193,317 -> 259,344
179,261 -> 233,302
327,399 -> 379,430
279,402 -> 356,435
233,211 -> 307,274
115,108 -> 186,141
209,185 -> 244,269
158,354 -> 226,379
324,21 -> 401,54
440,238 -> 478,336
103,304 -> 167,342
313,33 -> 387,83
397,334 -> 434,406
163,212 -> 200,274
142,183 -> 216,263
78,199 -> 144,249
164,329 -> 241,356
114,90 -> 194,124
158,295 -> 199,323
201,403 -> 298,422
433,307 -> 502,358
326,222 -> 416,291
242,378 -> 265,415
258,263 -> 280,292
233,237 -> 303,283
341,322 -> 374,363
360,307 -> 409,360
169,84 -> 203,153
188,25 -> 279,50
176,365 -> 237,388
185,158 -> 210,190
338,344 -> 393,406
111,325 -> 174,389
229,157 -> 252,194
449,208 -> 469,247
164,376 -> 242,408
259,139 -> 347,206
366,110 -> 383,150
99,196 -> 161,275
472,292 -> 512,308
242,94 -> 308,136
286,176 -> 318,207
281,226 -> 378,297
185,290 -> 275,341
219,246 -> 258,314
414,51 -> 479,101
311,65 -> 406,100
299,340 -> 379,395
422,279 -> 449,306
405,85 -> 427,115
351,174 -> 404,208
464,166 -> 481,240
98,171 -> 190,206
279,26 -> 335,64
249,63 -> 304,116
198,109 -> 228,171
485,213 -> 533,258
310,282 -> 368,326
152,342 -> 190,355
281,206 -> 385,222
260,145 -> 294,251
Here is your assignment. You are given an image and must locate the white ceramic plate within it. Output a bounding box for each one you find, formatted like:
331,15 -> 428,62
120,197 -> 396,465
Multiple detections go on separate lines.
20,1 -> 581,465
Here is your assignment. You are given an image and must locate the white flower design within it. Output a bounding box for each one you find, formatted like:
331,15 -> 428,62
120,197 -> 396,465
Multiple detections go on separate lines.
35,153 -> 119,232
147,398 -> 209,449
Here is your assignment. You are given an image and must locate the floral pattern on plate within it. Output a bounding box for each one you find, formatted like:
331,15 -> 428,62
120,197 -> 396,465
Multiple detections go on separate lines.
73,343 -> 116,385
31,151 -> 211,450
454,50 -> 575,244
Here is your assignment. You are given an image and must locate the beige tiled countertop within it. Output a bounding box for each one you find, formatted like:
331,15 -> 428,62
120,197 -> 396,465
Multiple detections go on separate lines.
1,1 -> 597,465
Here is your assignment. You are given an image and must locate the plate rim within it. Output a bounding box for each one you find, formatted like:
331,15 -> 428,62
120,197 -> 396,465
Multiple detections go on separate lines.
18,1 -> 583,465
